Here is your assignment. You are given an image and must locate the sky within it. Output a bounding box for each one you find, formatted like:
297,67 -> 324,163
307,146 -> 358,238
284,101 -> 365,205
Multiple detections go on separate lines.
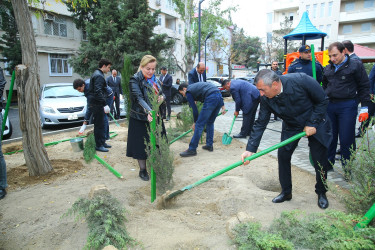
218,0 -> 268,39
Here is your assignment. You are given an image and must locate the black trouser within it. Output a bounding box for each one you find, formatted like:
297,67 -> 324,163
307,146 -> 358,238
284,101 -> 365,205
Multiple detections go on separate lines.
240,99 -> 259,136
163,95 -> 171,118
110,92 -> 121,119
278,128 -> 328,195
92,105 -> 106,148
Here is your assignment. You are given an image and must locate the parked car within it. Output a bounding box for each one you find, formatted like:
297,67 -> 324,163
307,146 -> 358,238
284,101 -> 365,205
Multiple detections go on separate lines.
206,76 -> 228,84
236,76 -> 255,85
171,84 -> 186,105
39,83 -> 87,128
1,109 -> 12,139
206,80 -> 231,97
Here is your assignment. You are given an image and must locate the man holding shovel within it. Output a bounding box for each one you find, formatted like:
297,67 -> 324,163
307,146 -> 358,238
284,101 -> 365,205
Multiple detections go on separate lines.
241,69 -> 332,209
223,79 -> 260,138
178,83 -> 226,157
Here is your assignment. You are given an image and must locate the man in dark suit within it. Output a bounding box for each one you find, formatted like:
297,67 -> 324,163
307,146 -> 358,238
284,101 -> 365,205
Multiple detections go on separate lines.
159,66 -> 173,121
241,69 -> 332,209
223,79 -> 260,138
106,69 -> 122,119
342,40 -> 361,61
188,62 -> 206,85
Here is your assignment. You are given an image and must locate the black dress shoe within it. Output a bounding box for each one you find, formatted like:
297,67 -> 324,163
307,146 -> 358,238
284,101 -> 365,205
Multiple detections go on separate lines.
202,145 -> 213,152
180,149 -> 197,157
272,193 -> 292,203
103,143 -> 112,148
233,134 -> 246,139
318,193 -> 329,209
0,189 -> 6,200
139,169 -> 149,181
95,146 -> 109,152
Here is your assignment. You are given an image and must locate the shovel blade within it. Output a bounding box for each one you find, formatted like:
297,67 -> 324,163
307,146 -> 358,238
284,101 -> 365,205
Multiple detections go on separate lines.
222,133 -> 232,145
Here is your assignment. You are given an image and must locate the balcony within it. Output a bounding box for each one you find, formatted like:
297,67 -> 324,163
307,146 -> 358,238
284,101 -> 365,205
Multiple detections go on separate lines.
340,10 -> 375,23
337,33 -> 375,45
273,0 -> 298,11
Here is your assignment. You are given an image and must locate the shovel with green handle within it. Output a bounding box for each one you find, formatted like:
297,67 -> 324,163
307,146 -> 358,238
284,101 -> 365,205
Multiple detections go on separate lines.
222,115 -> 236,145
159,131 -> 306,207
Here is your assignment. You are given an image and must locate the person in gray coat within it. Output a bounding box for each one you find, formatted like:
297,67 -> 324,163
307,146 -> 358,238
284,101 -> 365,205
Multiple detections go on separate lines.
223,79 -> 260,138
241,69 -> 332,209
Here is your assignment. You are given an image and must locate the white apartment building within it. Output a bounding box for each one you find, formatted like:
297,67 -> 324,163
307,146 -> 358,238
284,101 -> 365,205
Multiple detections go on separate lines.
149,0 -> 186,81
0,0 -> 186,97
266,0 -> 375,51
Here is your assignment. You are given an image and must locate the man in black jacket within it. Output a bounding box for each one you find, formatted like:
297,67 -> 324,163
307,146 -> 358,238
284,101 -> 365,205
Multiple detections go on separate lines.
241,69 -> 332,209
88,59 -> 112,152
0,67 -> 7,199
159,66 -> 173,121
322,42 -> 370,171
106,69 -> 122,119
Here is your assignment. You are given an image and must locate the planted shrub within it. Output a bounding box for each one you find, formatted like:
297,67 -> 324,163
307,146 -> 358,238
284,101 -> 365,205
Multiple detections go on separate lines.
145,91 -> 174,194
63,193 -> 136,250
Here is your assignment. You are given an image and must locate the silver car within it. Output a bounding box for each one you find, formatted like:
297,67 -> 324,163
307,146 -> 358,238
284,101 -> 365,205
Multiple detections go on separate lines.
39,83 -> 87,128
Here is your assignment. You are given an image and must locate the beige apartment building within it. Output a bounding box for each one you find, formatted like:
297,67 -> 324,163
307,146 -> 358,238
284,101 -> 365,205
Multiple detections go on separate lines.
266,0 -> 375,52
0,0 -> 186,99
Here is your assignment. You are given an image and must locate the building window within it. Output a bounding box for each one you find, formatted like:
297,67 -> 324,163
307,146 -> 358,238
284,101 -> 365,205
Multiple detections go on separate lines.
326,24 -> 331,38
178,23 -> 182,34
267,12 -> 273,24
343,25 -> 352,34
312,4 -> 317,18
82,30 -> 88,41
157,14 -> 162,26
167,0 -> 174,9
361,22 -> 372,32
328,2 -> 333,16
364,0 -> 374,8
345,2 -> 355,12
44,14 -> 67,37
320,3 -> 325,18
289,12 -> 294,21
48,54 -> 72,76
306,5 -> 310,14
267,32 -> 272,44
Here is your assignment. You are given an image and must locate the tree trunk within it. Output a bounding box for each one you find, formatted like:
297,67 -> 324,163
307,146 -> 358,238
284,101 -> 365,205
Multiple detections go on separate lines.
11,0 -> 53,175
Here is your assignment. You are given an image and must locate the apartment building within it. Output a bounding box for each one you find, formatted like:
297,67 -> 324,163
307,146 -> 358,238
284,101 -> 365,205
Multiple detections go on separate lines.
149,0 -> 186,81
266,0 -> 375,51
0,0 -> 186,95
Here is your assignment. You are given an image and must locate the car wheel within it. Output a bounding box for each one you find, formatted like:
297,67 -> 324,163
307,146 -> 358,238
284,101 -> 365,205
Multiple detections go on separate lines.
40,118 -> 45,129
172,93 -> 183,105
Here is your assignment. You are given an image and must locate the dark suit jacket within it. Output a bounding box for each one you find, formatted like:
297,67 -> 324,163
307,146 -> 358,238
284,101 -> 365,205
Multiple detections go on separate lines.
230,80 -> 260,114
246,73 -> 332,152
188,67 -> 206,85
160,73 -> 173,96
106,76 -> 123,95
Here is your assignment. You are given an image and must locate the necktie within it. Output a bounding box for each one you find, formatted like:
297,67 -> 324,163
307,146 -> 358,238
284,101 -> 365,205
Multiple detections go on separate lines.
200,74 -> 203,82
113,76 -> 115,83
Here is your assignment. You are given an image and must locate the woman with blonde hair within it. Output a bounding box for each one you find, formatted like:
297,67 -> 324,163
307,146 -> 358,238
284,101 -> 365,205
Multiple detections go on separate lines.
126,55 -> 166,181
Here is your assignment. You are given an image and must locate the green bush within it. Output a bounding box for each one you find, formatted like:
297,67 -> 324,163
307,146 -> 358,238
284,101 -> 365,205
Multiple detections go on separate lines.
63,193 -> 136,250
233,221 -> 293,250
233,210 -> 375,250
330,120 -> 375,219
269,210 -> 375,249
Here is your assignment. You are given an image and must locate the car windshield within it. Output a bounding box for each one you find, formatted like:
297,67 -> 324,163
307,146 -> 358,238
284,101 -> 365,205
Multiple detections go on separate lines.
43,85 -> 84,98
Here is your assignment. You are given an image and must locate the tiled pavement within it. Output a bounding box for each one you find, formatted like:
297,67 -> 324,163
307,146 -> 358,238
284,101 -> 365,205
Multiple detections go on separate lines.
172,101 -> 373,190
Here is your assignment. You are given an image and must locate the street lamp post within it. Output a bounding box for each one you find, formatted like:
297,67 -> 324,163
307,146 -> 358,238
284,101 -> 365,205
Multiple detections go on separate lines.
204,31 -> 213,70
198,0 -> 205,62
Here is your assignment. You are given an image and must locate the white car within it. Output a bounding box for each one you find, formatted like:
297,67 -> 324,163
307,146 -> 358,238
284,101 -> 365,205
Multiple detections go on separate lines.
39,83 -> 87,128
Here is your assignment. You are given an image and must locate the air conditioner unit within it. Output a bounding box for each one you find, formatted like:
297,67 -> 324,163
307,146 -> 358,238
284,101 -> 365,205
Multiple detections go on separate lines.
156,0 -> 161,6
44,13 -> 54,21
